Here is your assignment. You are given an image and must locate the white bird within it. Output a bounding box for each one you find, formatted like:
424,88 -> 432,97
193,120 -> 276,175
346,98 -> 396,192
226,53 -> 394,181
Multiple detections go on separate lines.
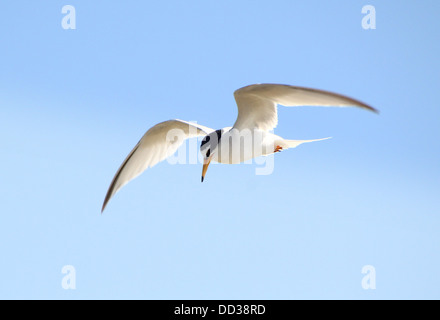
102,84 -> 377,212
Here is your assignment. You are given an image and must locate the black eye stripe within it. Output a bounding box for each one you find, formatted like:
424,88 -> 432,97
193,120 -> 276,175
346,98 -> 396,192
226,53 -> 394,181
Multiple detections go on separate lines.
200,136 -> 210,148
206,149 -> 211,157
200,129 -> 223,150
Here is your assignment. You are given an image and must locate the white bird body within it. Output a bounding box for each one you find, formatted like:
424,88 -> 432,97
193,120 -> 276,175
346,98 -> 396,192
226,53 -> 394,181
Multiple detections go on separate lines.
210,128 -> 326,164
215,128 -> 272,164
102,83 -> 377,212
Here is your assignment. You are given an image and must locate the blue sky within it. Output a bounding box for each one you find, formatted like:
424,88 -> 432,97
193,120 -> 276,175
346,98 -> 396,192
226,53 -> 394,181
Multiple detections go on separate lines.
0,1 -> 439,299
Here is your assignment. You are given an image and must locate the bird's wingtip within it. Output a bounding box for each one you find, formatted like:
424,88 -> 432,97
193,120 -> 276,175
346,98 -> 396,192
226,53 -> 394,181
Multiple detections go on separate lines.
101,200 -> 108,214
363,104 -> 380,114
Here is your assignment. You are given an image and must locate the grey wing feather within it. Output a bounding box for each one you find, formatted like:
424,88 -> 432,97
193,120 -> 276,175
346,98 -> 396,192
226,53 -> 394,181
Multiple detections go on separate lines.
233,84 -> 377,131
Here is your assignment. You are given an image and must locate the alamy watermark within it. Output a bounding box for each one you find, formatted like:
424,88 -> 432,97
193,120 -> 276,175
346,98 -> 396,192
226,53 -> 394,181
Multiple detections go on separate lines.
165,124 -> 277,176
61,5 -> 76,30
361,265 -> 376,290
362,5 -> 376,30
61,265 -> 76,290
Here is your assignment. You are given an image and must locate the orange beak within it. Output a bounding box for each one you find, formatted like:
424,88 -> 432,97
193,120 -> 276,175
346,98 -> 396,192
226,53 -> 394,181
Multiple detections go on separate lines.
201,156 -> 212,182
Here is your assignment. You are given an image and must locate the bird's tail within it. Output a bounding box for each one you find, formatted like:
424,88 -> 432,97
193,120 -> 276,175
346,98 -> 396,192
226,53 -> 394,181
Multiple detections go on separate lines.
281,137 -> 331,149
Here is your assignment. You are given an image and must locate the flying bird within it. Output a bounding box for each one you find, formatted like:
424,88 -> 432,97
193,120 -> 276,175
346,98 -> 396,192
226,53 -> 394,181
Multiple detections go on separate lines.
102,84 -> 377,212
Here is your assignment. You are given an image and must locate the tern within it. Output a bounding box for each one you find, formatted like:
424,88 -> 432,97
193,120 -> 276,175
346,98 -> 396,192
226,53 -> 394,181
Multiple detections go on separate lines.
102,84 -> 377,212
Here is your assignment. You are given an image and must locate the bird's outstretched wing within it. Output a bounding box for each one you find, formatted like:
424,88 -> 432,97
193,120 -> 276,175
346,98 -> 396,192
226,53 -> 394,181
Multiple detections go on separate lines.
102,119 -> 214,212
233,84 -> 377,131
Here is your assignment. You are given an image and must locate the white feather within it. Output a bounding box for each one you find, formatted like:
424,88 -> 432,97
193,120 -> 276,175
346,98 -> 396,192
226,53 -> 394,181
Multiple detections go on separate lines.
102,119 -> 214,212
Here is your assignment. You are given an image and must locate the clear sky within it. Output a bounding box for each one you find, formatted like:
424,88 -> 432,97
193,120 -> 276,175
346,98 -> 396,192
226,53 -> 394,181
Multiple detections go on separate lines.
0,1 -> 439,299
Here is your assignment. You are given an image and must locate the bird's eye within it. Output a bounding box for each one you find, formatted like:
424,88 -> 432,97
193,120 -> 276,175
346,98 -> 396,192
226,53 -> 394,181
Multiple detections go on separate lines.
206,149 -> 211,158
